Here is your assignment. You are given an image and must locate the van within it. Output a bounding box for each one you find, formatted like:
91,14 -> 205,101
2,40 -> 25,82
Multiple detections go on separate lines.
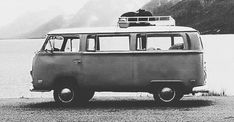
30,26 -> 206,105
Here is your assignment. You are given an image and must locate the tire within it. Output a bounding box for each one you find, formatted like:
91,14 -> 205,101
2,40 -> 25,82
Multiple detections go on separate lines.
153,85 -> 183,104
53,82 -> 94,106
53,82 -> 78,106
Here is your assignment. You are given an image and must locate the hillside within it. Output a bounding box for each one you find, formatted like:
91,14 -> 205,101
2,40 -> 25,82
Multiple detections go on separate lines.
143,0 -> 234,34
143,0 -> 182,14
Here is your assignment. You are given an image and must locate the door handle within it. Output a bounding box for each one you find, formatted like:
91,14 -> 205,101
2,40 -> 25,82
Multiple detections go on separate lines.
73,59 -> 82,64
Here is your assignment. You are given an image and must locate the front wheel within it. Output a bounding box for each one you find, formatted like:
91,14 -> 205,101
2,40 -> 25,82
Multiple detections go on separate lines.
153,85 -> 183,104
54,82 -> 95,106
54,82 -> 78,105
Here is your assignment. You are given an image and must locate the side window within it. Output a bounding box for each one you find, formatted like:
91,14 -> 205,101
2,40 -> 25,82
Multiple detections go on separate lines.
64,38 -> 80,52
137,34 -> 184,51
98,36 -> 130,51
86,35 -> 130,51
169,36 -> 184,50
174,36 -> 184,44
147,36 -> 171,50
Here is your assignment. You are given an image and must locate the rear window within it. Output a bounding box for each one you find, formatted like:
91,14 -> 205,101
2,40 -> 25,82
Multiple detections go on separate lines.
187,32 -> 203,50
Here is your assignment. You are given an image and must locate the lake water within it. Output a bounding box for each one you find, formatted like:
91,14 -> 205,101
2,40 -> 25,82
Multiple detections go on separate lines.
0,35 -> 234,98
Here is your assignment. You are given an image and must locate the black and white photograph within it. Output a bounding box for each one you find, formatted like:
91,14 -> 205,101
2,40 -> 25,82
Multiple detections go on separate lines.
0,0 -> 234,121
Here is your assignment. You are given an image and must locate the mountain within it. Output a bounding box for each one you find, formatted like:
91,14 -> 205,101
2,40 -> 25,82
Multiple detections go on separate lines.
0,9 -> 63,39
20,15 -> 65,39
68,0 -> 148,27
143,0 -> 182,14
143,0 -> 234,34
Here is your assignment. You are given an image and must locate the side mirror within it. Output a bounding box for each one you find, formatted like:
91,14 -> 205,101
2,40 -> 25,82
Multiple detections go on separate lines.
50,47 -> 54,53
43,49 -> 53,54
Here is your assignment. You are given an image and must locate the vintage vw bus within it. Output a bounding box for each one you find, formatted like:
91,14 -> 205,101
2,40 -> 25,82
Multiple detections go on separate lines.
30,26 -> 206,105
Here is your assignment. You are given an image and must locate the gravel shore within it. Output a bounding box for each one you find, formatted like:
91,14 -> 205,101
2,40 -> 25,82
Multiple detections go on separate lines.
0,95 -> 234,121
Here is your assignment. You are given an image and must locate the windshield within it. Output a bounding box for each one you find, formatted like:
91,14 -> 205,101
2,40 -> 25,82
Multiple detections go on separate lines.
41,35 -> 80,52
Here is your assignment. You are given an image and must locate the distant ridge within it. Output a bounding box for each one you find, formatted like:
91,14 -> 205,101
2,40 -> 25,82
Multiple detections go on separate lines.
0,9 -> 63,39
143,0 -> 234,34
20,15 -> 65,39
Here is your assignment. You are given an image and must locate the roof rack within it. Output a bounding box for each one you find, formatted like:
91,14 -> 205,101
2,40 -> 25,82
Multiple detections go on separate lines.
118,16 -> 175,28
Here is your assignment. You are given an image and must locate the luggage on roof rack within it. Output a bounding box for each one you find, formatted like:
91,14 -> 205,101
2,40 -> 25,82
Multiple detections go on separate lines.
121,9 -> 153,17
118,9 -> 175,28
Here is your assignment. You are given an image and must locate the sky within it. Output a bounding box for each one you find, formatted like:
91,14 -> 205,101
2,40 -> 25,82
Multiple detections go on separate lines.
0,0 -> 150,28
0,0 -> 88,27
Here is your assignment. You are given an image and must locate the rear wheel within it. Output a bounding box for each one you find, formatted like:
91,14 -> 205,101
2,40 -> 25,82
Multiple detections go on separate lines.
153,85 -> 183,104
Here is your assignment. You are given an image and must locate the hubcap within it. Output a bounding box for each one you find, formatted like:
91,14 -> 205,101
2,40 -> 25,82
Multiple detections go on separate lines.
158,87 -> 176,102
58,88 -> 74,103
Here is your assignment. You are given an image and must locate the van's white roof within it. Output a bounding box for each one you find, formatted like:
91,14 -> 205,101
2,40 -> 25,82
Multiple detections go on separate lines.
48,26 -> 197,35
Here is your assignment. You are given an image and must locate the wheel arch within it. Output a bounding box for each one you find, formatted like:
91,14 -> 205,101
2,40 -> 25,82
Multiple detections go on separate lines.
150,82 -> 186,103
51,75 -> 79,90
149,81 -> 186,93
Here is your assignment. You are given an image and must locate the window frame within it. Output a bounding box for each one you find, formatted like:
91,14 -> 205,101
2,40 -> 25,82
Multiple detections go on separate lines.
41,34 -> 81,53
136,33 -> 188,51
86,34 -> 131,52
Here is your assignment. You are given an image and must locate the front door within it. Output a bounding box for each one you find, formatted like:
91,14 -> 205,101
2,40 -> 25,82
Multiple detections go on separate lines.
40,35 -> 82,87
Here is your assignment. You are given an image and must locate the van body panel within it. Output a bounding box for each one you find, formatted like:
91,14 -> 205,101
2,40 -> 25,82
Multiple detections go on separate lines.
81,52 -> 133,91
32,51 -> 205,92
132,51 -> 204,88
31,26 -> 206,95
32,53 -> 82,90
